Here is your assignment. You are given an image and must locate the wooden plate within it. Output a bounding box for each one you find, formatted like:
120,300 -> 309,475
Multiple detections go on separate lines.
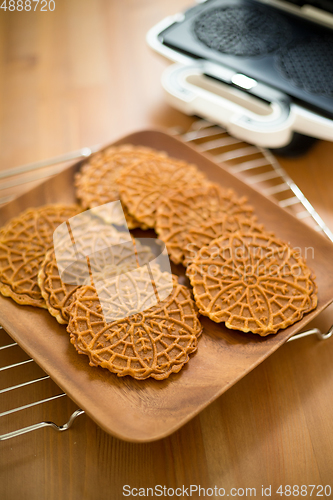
1,130 -> 333,442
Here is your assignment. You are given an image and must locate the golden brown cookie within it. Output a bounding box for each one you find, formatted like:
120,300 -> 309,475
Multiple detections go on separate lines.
39,226 -> 155,324
156,183 -> 254,265
187,232 -> 317,336
90,263 -> 175,323
67,268 -> 202,380
0,205 -> 80,308
183,214 -> 267,266
38,249 -> 80,323
75,144 -> 166,229
117,156 -> 207,228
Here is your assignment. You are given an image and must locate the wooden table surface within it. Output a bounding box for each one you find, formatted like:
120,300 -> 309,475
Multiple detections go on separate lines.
1,1 -> 333,499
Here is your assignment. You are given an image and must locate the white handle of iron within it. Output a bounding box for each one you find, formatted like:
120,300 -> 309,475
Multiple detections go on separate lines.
161,62 -> 333,148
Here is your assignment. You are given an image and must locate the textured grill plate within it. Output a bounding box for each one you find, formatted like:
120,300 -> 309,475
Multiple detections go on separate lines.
194,5 -> 291,57
276,36 -> 333,97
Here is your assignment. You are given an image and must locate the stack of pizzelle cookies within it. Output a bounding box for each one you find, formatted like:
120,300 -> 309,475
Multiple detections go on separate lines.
0,143 -> 318,381
0,204 -> 80,308
78,142 -> 317,337
0,200 -> 202,381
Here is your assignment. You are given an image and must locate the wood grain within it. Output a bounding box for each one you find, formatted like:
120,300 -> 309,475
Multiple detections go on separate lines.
1,1 -> 333,498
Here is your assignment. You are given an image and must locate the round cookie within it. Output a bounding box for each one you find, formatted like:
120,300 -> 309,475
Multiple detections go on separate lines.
186,231 -> 317,336
38,249 -> 80,323
75,144 -> 166,229
183,214 -> 267,266
0,204 -> 80,308
117,156 -> 207,228
39,228 -> 155,324
67,270 -> 202,380
156,183 -> 254,265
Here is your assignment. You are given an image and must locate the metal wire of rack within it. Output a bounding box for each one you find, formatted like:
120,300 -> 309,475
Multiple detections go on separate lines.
178,120 -> 333,241
1,119 -> 333,442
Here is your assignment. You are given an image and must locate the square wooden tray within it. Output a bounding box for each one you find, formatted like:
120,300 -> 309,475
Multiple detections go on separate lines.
1,129 -> 333,442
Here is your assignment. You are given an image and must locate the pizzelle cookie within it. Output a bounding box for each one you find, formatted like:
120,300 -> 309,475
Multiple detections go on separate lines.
183,214 -> 267,266
186,232 -> 317,336
38,249 -> 80,323
117,156 -> 207,228
38,227 -> 155,324
67,268 -> 202,380
75,144 -> 166,229
156,183 -> 254,265
0,204 -> 80,308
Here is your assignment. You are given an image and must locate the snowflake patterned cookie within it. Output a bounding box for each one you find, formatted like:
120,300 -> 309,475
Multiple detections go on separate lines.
0,204 -> 80,308
156,183 -> 254,265
67,270 -> 202,380
187,231 -> 317,336
117,157 -> 207,228
75,144 -> 167,229
183,214 -> 266,266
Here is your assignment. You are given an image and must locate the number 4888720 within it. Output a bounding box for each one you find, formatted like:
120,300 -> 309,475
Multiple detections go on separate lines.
0,0 -> 55,11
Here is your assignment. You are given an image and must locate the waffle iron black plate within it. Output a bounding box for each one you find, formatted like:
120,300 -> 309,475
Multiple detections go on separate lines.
159,0 -> 333,119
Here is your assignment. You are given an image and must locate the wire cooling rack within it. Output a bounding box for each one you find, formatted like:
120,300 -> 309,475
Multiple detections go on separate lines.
1,120 -> 333,441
